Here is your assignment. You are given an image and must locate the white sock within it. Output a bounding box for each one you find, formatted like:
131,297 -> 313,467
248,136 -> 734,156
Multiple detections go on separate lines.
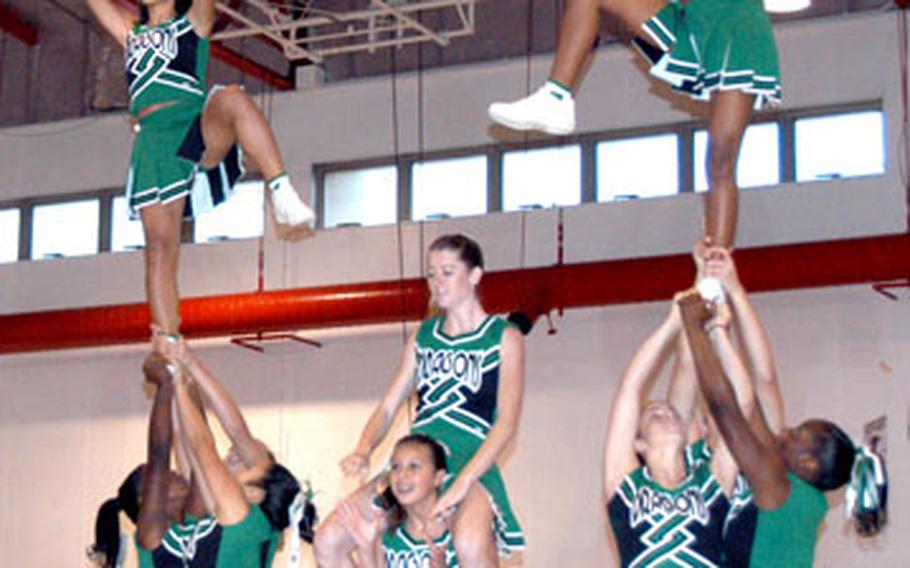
268,173 -> 290,192
545,79 -> 573,101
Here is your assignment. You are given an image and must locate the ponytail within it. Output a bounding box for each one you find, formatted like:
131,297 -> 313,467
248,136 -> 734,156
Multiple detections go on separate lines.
845,446 -> 888,536
87,498 -> 124,568
88,466 -> 143,567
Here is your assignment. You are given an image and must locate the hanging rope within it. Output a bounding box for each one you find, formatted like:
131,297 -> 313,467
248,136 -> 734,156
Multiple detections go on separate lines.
416,12 -> 430,278
898,7 -> 910,233
257,78 -> 275,294
389,45 -> 410,346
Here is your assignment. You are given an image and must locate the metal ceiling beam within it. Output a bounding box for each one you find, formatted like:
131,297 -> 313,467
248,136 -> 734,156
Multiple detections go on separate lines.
210,43 -> 293,90
212,0 -> 477,62
215,1 -> 318,63
0,4 -> 39,46
371,0 -> 449,47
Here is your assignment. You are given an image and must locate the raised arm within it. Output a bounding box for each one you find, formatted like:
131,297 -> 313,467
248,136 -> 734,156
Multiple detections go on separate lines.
340,330 -> 419,480
137,354 -> 177,550
603,304 -> 680,501
170,389 -> 217,514
187,0 -> 216,37
86,0 -> 133,47
678,293 -> 790,510
667,328 -> 698,428
172,364 -> 250,525
702,305 -> 756,493
667,242 -> 709,428
180,345 -> 271,481
705,247 -> 784,436
430,325 -> 525,517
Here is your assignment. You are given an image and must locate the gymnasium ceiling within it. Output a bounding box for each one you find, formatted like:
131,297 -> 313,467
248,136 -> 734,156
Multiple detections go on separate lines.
0,0 -> 894,128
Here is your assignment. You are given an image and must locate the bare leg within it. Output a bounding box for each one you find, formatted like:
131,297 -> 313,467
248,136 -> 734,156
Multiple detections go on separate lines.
139,198 -> 186,338
197,85 -> 284,180
490,0 -> 668,135
196,85 -> 314,228
451,484 -> 497,568
705,90 -> 755,248
550,0 -> 602,89
599,0 -> 666,34
550,0 -> 667,89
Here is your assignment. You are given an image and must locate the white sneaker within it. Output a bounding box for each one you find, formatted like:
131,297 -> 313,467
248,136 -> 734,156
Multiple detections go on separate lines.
269,175 -> 315,228
488,83 -> 576,136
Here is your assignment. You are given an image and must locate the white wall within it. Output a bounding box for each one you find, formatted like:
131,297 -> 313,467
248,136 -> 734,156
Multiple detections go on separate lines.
0,10 -> 907,567
0,12 -> 904,313
0,287 -> 906,566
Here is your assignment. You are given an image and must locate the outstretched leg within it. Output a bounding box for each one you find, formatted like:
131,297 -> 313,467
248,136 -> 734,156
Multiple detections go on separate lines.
140,198 -> 186,346
704,90 -> 755,248
198,86 -> 314,228
489,0 -> 666,135
549,0 -> 601,90
451,484 -> 497,568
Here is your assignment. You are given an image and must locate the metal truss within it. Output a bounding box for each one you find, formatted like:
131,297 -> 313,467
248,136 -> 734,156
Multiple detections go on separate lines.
212,0 -> 478,64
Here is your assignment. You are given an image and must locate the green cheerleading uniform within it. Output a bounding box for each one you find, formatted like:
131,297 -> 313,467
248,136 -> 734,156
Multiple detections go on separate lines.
607,458 -> 730,567
636,0 -> 781,109
685,439 -> 757,567
748,472 -> 827,568
125,14 -> 243,219
214,506 -> 274,567
137,515 -> 220,567
136,508 -> 273,567
382,525 -> 459,568
410,315 -> 525,555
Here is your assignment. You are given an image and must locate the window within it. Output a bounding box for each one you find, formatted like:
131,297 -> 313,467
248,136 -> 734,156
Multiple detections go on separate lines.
597,134 -> 678,201
194,181 -> 265,243
503,145 -> 581,211
694,122 -> 781,192
31,199 -> 100,260
323,166 -> 398,228
795,111 -> 885,182
412,155 -> 487,220
111,196 -> 146,252
0,208 -> 20,263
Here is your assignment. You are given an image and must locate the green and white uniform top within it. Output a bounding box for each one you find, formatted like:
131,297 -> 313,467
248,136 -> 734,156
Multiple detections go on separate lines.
410,315 -> 525,555
686,439 -> 753,525
382,525 -> 459,568
686,439 -> 758,567
637,0 -> 781,109
137,508 -> 273,568
607,459 -> 730,567
412,315 -> 505,442
748,472 -> 827,568
137,515 -> 220,567
213,506 -> 273,567
126,14 -> 209,115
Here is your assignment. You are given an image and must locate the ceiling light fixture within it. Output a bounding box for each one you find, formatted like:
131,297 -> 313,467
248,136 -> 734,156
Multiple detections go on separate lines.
764,0 -> 811,13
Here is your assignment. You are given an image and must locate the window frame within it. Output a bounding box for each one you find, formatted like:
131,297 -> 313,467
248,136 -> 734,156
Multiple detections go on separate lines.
0,101 -> 884,261
315,100 -> 882,228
